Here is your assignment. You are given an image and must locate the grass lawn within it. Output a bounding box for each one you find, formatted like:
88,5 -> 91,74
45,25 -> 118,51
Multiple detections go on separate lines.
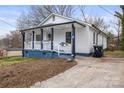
0,56 -> 41,68
105,50 -> 124,58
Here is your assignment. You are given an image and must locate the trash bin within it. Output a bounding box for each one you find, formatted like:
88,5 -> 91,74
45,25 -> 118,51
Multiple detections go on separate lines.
93,45 -> 104,57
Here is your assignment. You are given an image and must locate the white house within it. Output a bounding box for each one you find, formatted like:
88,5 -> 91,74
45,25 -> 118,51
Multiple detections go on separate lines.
20,13 -> 108,58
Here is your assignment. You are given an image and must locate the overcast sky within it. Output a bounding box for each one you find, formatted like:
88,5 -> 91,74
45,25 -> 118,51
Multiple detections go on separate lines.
0,5 -> 121,37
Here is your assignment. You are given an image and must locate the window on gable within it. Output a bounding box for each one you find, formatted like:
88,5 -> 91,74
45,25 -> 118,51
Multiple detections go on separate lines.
36,35 -> 41,41
66,32 -> 71,44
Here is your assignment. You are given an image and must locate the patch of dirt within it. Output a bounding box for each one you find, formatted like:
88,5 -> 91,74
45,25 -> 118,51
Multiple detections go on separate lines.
0,59 -> 77,88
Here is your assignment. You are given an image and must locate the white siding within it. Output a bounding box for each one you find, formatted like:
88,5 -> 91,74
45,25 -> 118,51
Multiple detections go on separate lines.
75,25 -> 90,53
103,35 -> 107,49
53,25 -> 72,53
88,27 -> 94,53
53,25 -> 90,54
88,27 -> 107,51
98,33 -> 107,49
98,34 -> 103,45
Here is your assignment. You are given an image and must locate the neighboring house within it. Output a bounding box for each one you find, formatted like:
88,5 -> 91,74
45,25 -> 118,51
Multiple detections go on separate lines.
20,13 -> 108,58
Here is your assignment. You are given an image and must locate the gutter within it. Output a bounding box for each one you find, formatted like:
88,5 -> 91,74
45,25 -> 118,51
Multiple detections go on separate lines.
91,24 -> 108,37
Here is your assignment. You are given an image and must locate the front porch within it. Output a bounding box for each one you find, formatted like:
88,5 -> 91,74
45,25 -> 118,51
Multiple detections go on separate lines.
21,21 -> 85,58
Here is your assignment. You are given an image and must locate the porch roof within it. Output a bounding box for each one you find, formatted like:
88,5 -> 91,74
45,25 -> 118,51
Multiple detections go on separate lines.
20,21 -> 86,32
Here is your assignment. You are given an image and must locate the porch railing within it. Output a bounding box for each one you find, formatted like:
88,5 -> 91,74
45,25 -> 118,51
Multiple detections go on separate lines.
42,41 -> 51,50
24,41 -> 71,55
24,41 -> 52,50
24,42 -> 32,49
34,41 -> 41,49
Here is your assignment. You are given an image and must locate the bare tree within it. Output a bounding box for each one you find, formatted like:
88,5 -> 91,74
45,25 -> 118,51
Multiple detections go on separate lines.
80,6 -> 110,32
0,36 -> 9,49
79,6 -> 88,22
9,31 -> 22,48
16,12 -> 33,30
87,17 -> 110,32
0,31 -> 22,49
17,5 -> 75,30
111,19 -> 121,48
106,31 -> 115,50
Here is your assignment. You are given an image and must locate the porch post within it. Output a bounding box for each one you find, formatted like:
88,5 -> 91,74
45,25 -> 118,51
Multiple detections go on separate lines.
71,24 -> 75,59
32,31 -> 35,49
21,32 -> 25,57
51,28 -> 54,50
41,29 -> 43,50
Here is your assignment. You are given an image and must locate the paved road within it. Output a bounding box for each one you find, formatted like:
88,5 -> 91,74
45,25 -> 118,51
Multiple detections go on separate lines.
31,57 -> 124,88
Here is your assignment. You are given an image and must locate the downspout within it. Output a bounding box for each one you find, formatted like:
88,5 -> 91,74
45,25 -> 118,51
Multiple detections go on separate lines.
71,24 -> 75,60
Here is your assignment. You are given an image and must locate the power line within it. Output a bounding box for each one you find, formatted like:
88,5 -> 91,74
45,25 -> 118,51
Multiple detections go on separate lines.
0,17 -> 16,28
97,5 -> 114,16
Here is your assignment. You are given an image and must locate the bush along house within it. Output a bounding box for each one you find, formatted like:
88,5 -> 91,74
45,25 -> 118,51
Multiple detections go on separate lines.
20,13 -> 108,59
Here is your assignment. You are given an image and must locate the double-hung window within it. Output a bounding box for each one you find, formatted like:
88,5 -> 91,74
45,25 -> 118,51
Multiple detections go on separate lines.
66,32 -> 71,44
36,35 -> 41,41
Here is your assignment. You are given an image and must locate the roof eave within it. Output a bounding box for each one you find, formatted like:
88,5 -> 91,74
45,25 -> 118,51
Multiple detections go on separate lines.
20,21 -> 86,32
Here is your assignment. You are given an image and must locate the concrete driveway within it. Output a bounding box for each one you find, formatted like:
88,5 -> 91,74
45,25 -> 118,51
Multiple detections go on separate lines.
31,57 -> 124,88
